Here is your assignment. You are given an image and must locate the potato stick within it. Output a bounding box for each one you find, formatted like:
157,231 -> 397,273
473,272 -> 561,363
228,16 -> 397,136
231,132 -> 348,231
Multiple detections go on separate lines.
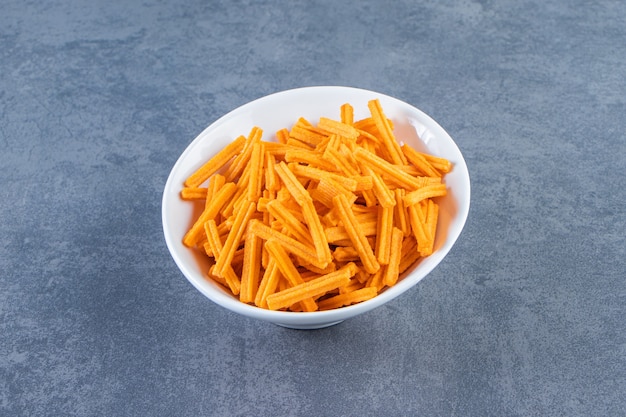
276,128 -> 290,144
245,142 -> 264,202
207,267 -> 228,288
400,239 -> 421,274
274,161 -> 312,206
298,261 -> 337,276
355,128 -> 382,146
317,117 -> 359,139
205,173 -> 226,208
420,152 -> 452,174
266,200 -> 313,245
362,165 -> 396,208
340,103 -> 354,125
266,263 -> 358,311
325,220 -> 378,244
265,240 -> 317,312
382,228 -> 404,286
323,145 -> 360,177
403,184 -> 448,206
289,124 -> 327,146
264,152 -> 280,192
318,286 -> 378,310
182,182 -> 238,247
310,177 -> 357,209
284,149 -> 338,172
422,199 -> 439,256
397,165 -> 422,177
184,135 -> 246,188
224,127 -> 263,182
353,146 -> 425,191
240,231 -> 263,303
333,246 -> 360,262
290,163 -> 358,191
301,199 -> 333,266
354,116 -> 395,133
375,206 -> 394,265
263,141 -> 302,157
205,220 -> 241,295
365,268 -> 385,291
367,99 -> 407,165
407,204 -> 432,257
286,137 -> 316,150
180,187 -> 208,200
333,194 -> 380,274
393,188 -> 411,237
254,259 -> 280,308
401,143 -> 441,177
339,278 -> 364,294
249,220 -> 328,269
214,201 -> 256,278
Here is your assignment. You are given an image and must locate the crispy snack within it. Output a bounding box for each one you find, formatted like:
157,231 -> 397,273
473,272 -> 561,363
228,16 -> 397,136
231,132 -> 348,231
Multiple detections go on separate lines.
180,100 -> 452,311
266,263 -> 358,311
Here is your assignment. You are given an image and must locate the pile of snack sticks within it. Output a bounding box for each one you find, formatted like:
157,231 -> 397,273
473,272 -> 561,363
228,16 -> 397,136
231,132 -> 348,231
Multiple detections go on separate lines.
180,99 -> 451,311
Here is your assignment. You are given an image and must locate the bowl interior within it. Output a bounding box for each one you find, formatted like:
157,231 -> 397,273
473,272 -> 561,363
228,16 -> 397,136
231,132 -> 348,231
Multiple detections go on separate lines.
162,86 -> 470,328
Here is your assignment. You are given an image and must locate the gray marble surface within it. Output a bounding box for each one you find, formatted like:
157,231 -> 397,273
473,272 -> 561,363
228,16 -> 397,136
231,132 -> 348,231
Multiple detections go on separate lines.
2,1 -> 625,416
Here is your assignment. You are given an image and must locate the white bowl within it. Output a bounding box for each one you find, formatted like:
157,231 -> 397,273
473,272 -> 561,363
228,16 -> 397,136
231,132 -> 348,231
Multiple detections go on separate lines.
162,86 -> 470,329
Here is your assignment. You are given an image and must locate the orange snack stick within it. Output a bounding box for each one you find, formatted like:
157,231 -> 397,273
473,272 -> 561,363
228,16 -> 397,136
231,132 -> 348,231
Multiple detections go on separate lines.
393,188 -> 411,237
332,194 -> 380,274
301,199 -> 333,266
325,219 -> 377,245
254,258 -> 280,309
264,152 -> 280,192
401,143 -> 441,177
284,149 -> 338,172
290,164 -> 358,192
240,231 -> 263,303
420,152 -> 452,174
182,182 -> 238,247
180,187 -> 208,200
276,128 -> 290,144
224,127 -> 263,182
399,236 -> 421,273
248,220 -> 327,269
340,103 -> 354,125
184,135 -> 246,188
264,240 -> 317,312
266,199 -> 313,246
367,99 -> 407,165
289,118 -> 327,146
403,183 -> 447,206
318,286 -> 378,310
265,263 -> 358,311
375,205 -> 394,265
274,161 -> 312,206
423,199 -> 439,256
245,142 -> 265,203
362,165 -> 396,208
317,117 -> 359,140
383,227 -> 404,286
213,201 -> 256,278
204,219 -> 241,295
353,146 -> 427,191
407,203 -> 433,257
205,174 -> 226,208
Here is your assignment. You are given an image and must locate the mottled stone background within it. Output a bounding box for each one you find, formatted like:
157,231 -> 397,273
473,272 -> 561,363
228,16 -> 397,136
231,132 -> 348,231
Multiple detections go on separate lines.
1,1 -> 624,416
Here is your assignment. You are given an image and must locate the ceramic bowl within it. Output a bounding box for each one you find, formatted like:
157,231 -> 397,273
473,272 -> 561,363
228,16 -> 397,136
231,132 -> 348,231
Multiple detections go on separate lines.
162,86 -> 470,329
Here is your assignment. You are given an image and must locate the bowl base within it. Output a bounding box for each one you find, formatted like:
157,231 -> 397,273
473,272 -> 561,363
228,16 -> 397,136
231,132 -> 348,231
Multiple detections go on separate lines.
274,320 -> 344,330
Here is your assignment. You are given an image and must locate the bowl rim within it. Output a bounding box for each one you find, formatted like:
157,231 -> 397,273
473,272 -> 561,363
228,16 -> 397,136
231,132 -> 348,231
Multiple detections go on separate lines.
162,85 -> 471,327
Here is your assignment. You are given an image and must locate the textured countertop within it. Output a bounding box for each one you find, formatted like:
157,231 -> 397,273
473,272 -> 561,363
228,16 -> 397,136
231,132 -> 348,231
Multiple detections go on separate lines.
2,1 -> 625,416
